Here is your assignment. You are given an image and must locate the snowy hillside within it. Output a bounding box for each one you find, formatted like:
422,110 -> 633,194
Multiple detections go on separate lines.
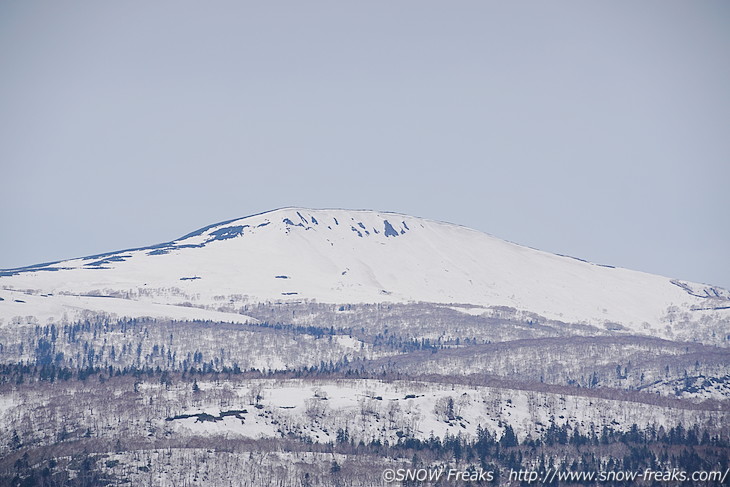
2,208 -> 728,486
1,207 -> 728,340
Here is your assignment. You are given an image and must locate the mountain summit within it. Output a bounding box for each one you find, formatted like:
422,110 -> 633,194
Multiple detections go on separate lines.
1,207 -> 728,341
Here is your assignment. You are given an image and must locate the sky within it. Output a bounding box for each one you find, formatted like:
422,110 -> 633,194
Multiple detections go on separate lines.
1,1 -> 728,289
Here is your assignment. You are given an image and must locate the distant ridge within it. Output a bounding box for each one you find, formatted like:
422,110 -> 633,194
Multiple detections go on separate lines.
1,208 -> 728,344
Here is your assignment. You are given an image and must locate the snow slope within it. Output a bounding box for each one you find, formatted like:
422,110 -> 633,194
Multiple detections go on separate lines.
1,208 -> 727,335
0,289 -> 256,326
161,378 -> 718,444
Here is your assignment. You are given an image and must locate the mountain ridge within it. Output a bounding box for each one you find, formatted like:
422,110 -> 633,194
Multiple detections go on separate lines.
1,208 -> 727,344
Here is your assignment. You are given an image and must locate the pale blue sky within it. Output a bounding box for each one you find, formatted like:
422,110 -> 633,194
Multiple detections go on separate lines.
1,1 -> 728,288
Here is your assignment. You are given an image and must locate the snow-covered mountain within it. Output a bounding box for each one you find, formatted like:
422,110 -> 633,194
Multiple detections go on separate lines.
1,207 -> 728,340
2,209 -> 729,485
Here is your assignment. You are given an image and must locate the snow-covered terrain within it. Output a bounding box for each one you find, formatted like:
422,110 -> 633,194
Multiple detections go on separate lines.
1,208 -> 728,486
0,288 -> 256,326
1,208 -> 728,341
163,378 -> 720,443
